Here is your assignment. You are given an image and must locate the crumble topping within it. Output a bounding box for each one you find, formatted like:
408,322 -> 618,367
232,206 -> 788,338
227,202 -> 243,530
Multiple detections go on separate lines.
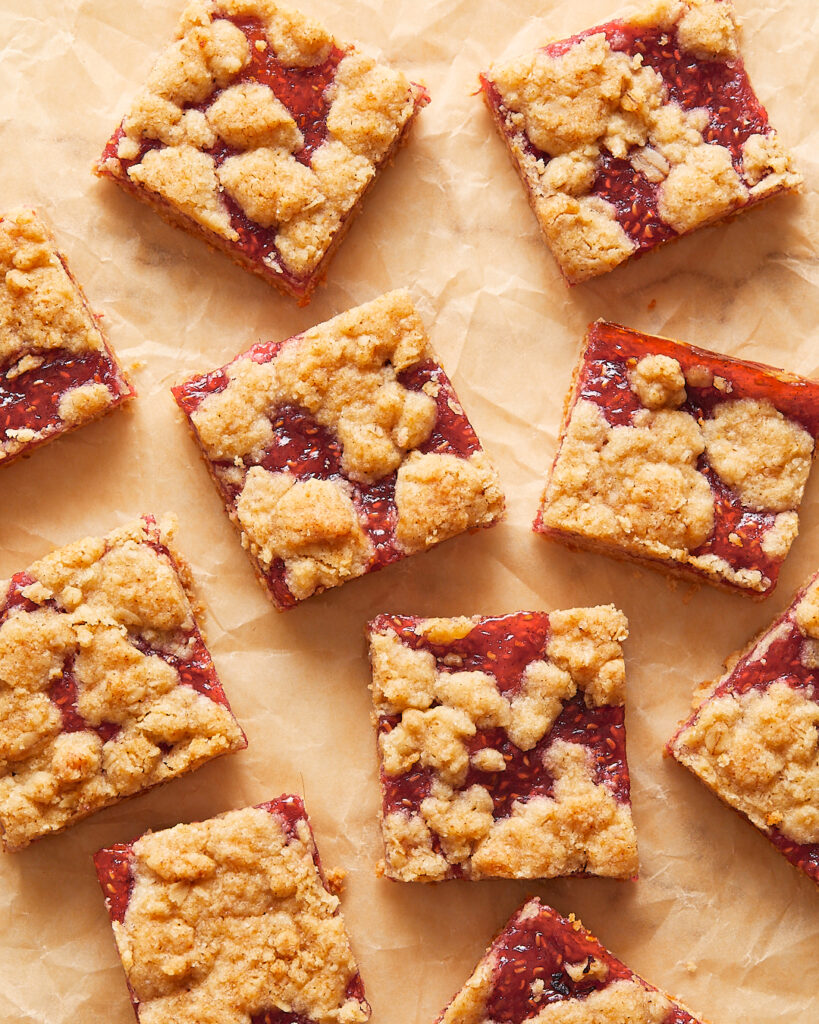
794,579 -> 819,638
702,398 -> 813,512
207,82 -> 303,150
482,0 -> 801,283
657,143 -> 747,234
218,147 -> 322,228
629,354 -> 687,409
370,609 -> 635,881
0,208 -> 105,364
129,146 -> 239,241
325,53 -> 416,162
57,382 -> 118,426
742,132 -> 802,196
217,0 -> 333,66
547,606 -> 628,706
634,0 -> 739,60
542,398 -> 715,554
110,804 -> 368,1024
235,469 -> 372,600
0,518 -> 244,851
105,0 -> 421,281
672,681 -> 819,846
525,978 -> 672,1024
394,451 -> 505,554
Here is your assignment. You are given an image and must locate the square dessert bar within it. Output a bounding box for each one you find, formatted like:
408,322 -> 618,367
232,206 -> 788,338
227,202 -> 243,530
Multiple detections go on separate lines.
0,208 -> 134,465
94,796 -> 370,1024
96,0 -> 428,302
367,608 -> 637,881
536,321 -> 819,596
0,515 -> 246,851
437,897 -> 711,1024
668,571 -> 819,886
172,290 -> 505,610
480,0 -> 802,284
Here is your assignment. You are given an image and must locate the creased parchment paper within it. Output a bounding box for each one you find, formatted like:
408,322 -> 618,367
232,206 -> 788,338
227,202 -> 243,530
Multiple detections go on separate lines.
0,0 -> 817,1021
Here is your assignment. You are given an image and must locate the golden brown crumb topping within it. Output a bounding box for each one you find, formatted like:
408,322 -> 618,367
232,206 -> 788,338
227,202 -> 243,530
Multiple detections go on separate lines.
0,518 -> 244,851
113,805 -> 368,1024
109,0 -> 420,276
542,398 -> 715,553
187,291 -> 504,602
370,608 -> 635,881
671,681 -> 819,845
0,208 -> 105,365
394,451 -> 505,554
484,1 -> 802,282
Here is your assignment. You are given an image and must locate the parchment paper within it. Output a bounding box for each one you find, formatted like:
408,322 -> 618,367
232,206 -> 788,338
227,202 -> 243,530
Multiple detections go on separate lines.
0,0 -> 817,1021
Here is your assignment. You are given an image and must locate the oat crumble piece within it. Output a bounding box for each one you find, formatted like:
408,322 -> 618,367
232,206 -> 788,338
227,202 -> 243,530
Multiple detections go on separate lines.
367,608 -> 637,882
94,796 -> 370,1024
172,291 -> 505,610
668,571 -> 819,885
95,0 -> 428,303
0,515 -> 246,851
435,898 -> 713,1024
479,0 -> 802,284
0,208 -> 134,465
536,321 -> 819,596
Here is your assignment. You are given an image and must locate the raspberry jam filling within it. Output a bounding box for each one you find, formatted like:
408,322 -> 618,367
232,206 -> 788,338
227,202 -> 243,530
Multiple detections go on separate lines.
227,18 -> 345,162
542,321 -> 819,582
0,348 -> 124,445
605,22 -> 768,161
482,18 -> 774,254
374,614 -> 631,835
482,905 -> 699,1024
173,348 -> 482,609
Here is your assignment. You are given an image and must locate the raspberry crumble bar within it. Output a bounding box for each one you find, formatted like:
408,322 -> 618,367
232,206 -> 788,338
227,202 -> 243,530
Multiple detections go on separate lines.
0,515 -> 245,851
172,290 -> 505,610
96,0 -> 428,302
368,609 -> 637,881
0,208 -> 134,465
94,796 -> 370,1024
668,571 -> 819,885
437,897 -> 711,1024
479,0 -> 802,284
536,321 -> 819,596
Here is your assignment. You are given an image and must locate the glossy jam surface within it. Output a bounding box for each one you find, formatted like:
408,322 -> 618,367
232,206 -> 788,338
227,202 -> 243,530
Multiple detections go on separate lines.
539,322 -> 819,589
93,844 -> 134,924
173,341 -> 483,610
373,613 -> 631,857
480,903 -> 700,1024
677,603 -> 819,883
0,348 -> 127,457
482,17 -> 776,255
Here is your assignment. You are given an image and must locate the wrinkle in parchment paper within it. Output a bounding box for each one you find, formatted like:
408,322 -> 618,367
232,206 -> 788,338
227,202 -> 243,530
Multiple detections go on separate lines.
0,1 -> 817,1022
